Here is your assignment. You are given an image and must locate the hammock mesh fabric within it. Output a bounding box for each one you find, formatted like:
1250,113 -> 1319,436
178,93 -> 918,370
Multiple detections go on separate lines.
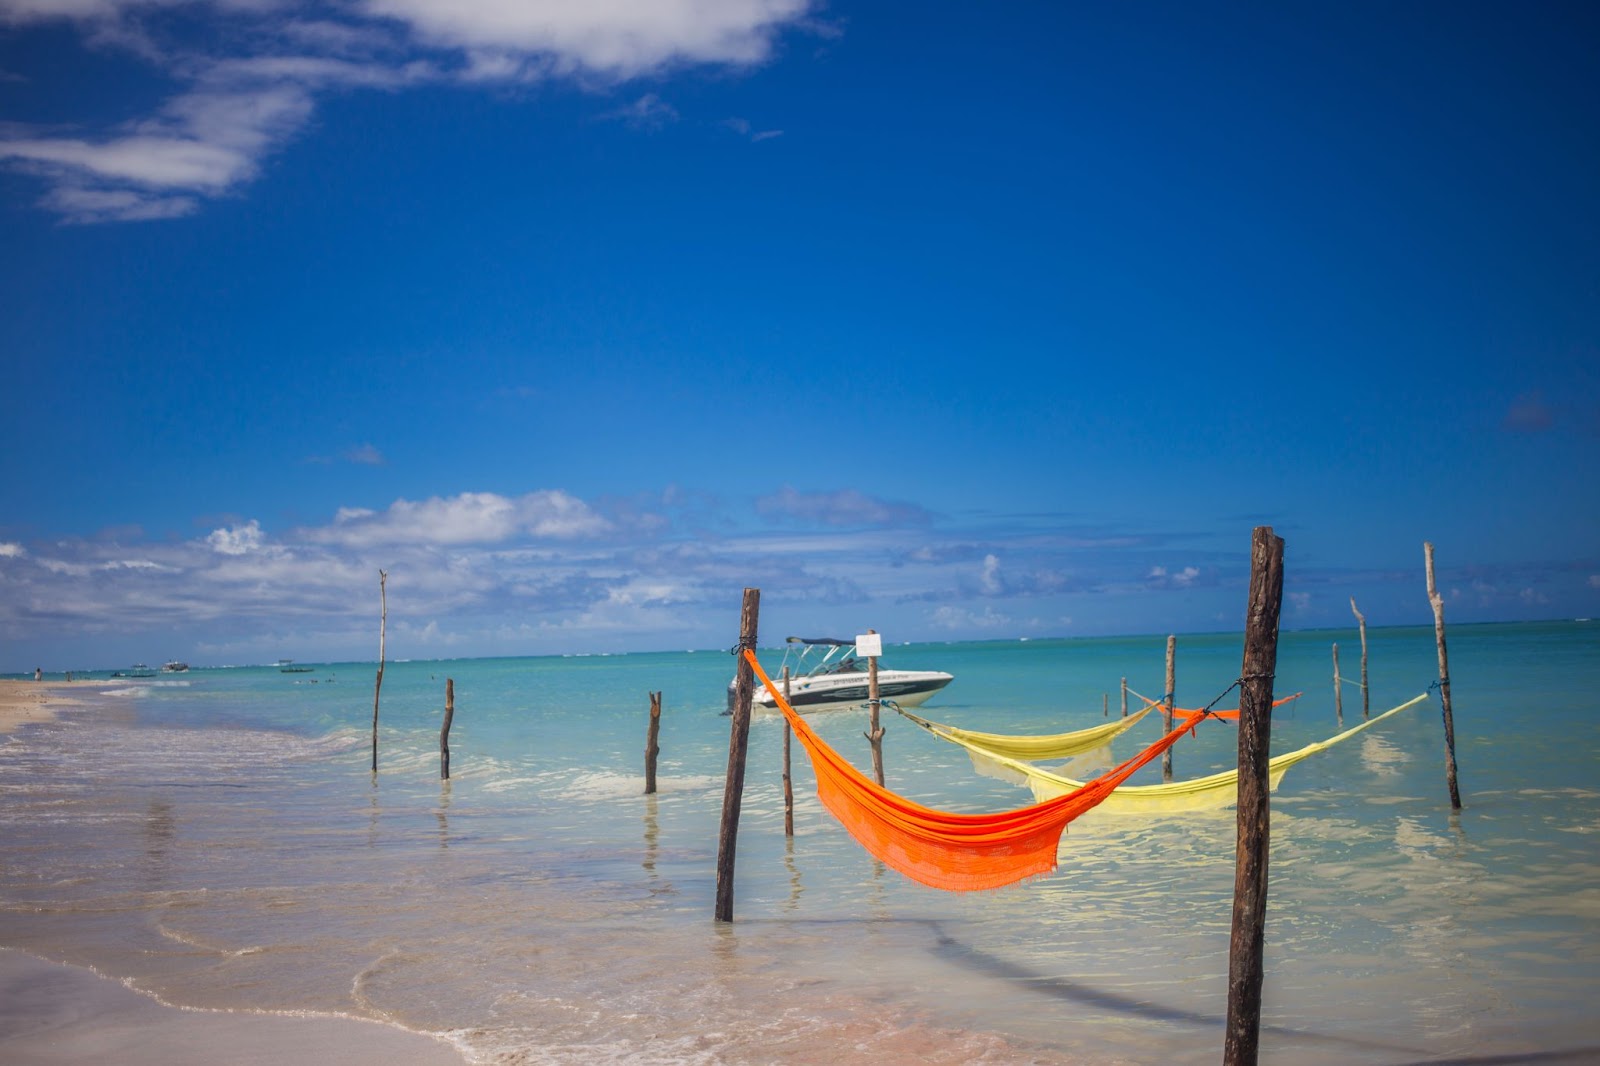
957,693 -> 1430,814
743,649 -> 1202,892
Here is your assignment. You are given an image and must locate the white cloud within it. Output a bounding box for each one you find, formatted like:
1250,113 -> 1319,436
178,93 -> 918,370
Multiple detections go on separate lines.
757,486 -> 932,528
0,542 -> 26,558
0,0 -> 817,221
308,490 -> 610,547
361,0 -> 810,78
980,553 -> 1002,594
207,519 -> 266,555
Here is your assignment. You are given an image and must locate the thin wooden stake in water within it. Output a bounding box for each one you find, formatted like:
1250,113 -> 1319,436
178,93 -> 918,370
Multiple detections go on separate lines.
1332,643 -> 1344,728
440,678 -> 454,780
1162,636 -> 1176,782
1350,596 -> 1370,719
1424,543 -> 1463,809
1121,676 -> 1128,718
782,667 -> 794,838
714,587 -> 760,923
644,691 -> 662,795
1225,526 -> 1284,1066
1103,692 -> 1108,718
371,569 -> 387,774
865,629 -> 885,787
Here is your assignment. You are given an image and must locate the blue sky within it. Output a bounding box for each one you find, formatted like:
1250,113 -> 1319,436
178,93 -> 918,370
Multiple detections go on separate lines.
2,1 -> 1597,672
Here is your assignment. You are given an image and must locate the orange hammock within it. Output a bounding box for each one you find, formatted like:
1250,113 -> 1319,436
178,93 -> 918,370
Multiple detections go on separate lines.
743,649 -> 1209,892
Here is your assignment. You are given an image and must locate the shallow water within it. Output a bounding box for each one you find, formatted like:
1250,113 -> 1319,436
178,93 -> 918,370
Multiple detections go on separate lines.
3,623 -> 1598,1063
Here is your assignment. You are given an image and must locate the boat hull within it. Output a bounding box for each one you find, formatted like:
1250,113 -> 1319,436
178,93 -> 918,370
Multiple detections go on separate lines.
740,670 -> 953,714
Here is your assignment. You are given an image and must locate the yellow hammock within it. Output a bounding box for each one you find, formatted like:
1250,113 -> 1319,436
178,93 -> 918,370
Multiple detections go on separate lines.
896,692 -> 1303,763
955,693 -> 1431,814
742,648 -> 1207,891
895,702 -> 1158,761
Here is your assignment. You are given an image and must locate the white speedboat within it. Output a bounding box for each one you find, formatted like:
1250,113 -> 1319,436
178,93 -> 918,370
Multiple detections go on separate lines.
728,636 -> 953,715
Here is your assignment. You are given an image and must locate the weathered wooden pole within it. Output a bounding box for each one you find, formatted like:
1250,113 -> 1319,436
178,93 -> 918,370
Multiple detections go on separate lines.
863,629 -> 885,787
644,691 -> 662,795
371,569 -> 387,773
1332,642 -> 1344,728
1120,676 -> 1128,718
440,678 -> 454,780
1424,543 -> 1463,809
714,587 -> 760,923
1103,692 -> 1109,718
1224,526 -> 1285,1066
782,667 -> 795,838
1162,635 -> 1177,782
1350,596 -> 1370,720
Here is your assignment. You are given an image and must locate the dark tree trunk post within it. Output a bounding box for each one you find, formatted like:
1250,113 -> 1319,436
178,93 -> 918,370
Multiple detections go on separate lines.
644,690 -> 662,795
865,629 -> 885,786
1424,543 -> 1463,809
1224,526 -> 1285,1066
1350,596 -> 1370,720
714,588 -> 760,923
1121,676 -> 1128,718
1162,635 -> 1177,782
440,678 -> 454,780
782,667 -> 795,838
371,569 -> 387,774
1332,642 -> 1344,729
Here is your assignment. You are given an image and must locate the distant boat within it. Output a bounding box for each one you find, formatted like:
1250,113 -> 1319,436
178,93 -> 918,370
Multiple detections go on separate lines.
111,664 -> 157,678
278,659 -> 315,674
729,636 -> 953,715
162,661 -> 189,673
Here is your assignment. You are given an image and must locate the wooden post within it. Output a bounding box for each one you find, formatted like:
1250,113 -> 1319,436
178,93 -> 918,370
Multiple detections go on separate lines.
714,588 -> 760,923
644,691 -> 662,795
1350,596 -> 1370,720
1424,543 -> 1463,809
1162,635 -> 1176,782
864,629 -> 885,787
1121,677 -> 1128,718
1224,526 -> 1285,1066
371,569 -> 387,773
1103,692 -> 1109,718
1332,643 -> 1343,729
440,678 -> 454,780
782,667 -> 794,838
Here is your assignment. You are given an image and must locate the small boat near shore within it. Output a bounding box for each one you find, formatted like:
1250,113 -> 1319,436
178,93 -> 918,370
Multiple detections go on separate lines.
111,663 -> 157,678
162,661 -> 189,673
277,659 -> 316,673
729,636 -> 953,715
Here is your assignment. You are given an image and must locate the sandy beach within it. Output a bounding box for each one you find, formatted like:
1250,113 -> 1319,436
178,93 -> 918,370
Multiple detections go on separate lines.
0,679 -> 111,734
0,685 -> 469,1065
0,950 -> 466,1065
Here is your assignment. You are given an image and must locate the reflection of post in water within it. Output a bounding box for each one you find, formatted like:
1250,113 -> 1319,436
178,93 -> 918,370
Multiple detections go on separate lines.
782,836 -> 803,910
642,793 -> 659,877
437,779 -> 451,848
368,773 -> 380,848
143,798 -> 176,885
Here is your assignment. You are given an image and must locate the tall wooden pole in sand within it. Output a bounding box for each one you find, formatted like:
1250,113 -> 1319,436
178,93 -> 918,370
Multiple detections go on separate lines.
1162,636 -> 1177,782
644,691 -> 662,795
715,587 -> 760,923
1332,643 -> 1343,728
864,629 -> 885,786
1424,543 -> 1463,809
782,667 -> 795,838
371,569 -> 387,773
440,678 -> 454,780
1350,597 -> 1370,720
1224,526 -> 1284,1066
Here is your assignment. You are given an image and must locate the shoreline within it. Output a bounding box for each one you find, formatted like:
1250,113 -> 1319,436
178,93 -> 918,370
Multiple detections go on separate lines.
0,949 -> 467,1065
0,679 -> 123,735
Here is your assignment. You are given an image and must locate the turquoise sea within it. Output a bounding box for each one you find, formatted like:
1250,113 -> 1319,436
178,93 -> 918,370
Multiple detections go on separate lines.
2,621 -> 1598,1064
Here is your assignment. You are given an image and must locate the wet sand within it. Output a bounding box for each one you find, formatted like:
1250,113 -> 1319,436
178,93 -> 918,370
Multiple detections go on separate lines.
0,950 -> 466,1065
0,679 -> 103,733
1,688 -> 470,1063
